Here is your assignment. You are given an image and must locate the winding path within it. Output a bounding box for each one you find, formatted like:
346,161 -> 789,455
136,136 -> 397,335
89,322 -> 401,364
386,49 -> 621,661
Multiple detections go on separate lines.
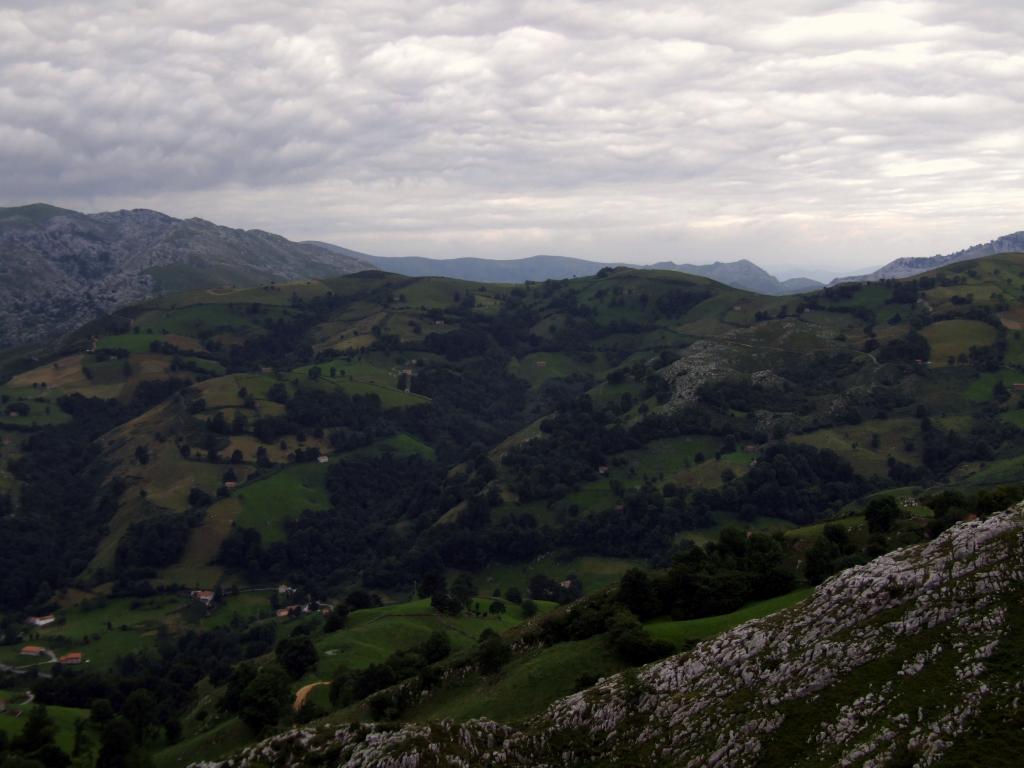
293,681 -> 329,711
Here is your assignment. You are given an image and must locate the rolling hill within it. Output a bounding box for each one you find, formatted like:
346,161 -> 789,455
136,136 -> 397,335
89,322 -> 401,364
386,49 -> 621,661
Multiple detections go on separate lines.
4,253 -> 1024,765
834,230 -> 1024,284
312,242 -> 823,295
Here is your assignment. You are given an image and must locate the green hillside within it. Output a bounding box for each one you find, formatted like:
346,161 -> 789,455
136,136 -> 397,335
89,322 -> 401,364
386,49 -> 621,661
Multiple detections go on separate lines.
3,256 -> 1024,765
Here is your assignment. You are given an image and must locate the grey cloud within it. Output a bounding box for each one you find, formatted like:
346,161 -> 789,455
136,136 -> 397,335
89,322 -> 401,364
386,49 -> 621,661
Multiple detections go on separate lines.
0,0 -> 1022,271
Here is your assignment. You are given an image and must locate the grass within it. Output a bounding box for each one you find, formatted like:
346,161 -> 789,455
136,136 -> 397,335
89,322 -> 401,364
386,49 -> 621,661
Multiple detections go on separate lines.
408,636 -> 621,723
313,598 -> 553,680
507,352 -> 602,388
791,418 -> 921,477
134,304 -> 291,337
343,432 -> 436,461
966,369 -> 1020,403
153,716 -> 252,768
235,463 -> 330,543
14,595 -> 186,671
922,320 -> 998,367
646,588 -> 813,647
0,397 -> 72,426
158,497 -> 241,588
0,693 -> 89,754
472,554 -> 642,596
298,358 -> 430,409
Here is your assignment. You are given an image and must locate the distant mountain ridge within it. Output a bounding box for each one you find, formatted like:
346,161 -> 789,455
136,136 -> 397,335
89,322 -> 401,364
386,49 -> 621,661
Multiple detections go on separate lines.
833,231 -> 1024,284
0,204 -> 373,347
310,242 -> 822,296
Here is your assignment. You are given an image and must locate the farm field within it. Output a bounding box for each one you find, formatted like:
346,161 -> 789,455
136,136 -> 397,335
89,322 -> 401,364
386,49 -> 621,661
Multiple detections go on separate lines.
646,588 -> 813,646
0,692 -> 89,754
235,463 -> 331,543
312,597 -> 552,680
922,320 -> 998,367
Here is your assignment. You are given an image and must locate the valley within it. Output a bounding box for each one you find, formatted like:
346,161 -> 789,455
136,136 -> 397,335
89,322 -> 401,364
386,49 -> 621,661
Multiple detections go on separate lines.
3,254 -> 1024,766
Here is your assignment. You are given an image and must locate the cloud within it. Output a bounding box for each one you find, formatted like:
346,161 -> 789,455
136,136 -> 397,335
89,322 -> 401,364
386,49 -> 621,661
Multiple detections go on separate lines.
0,0 -> 1022,271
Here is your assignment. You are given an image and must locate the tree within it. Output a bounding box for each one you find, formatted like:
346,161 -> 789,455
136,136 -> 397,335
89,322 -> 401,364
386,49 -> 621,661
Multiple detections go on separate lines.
420,631 -> 451,664
450,574 -> 476,607
13,704 -> 56,754
605,610 -> 673,665
275,635 -> 319,679
123,688 -> 157,739
864,496 -> 901,534
504,586 -> 522,604
90,698 -> 114,725
616,568 -> 660,621
239,666 -> 290,731
134,445 -> 149,465
477,634 -> 511,674
488,600 -> 506,615
521,599 -> 538,618
97,716 -> 137,768
324,605 -> 349,633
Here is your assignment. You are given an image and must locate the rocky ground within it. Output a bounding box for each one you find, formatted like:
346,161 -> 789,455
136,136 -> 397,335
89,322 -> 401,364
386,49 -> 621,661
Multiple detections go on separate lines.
195,506 -> 1024,768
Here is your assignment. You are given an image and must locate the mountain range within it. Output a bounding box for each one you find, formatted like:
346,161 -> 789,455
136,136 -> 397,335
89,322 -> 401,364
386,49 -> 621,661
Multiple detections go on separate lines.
311,241 -> 823,296
833,230 -> 1024,284
3,245 -> 1024,766
0,204 -> 372,348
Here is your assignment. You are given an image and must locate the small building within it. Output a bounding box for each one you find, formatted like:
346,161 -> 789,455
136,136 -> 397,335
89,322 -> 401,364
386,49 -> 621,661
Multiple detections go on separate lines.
598,465 -> 609,475
224,481 -> 238,490
276,605 -> 300,618
277,584 -> 296,595
316,455 -> 329,464
190,590 -> 215,606
1013,383 -> 1024,391
59,652 -> 83,665
27,615 -> 56,627
20,645 -> 45,657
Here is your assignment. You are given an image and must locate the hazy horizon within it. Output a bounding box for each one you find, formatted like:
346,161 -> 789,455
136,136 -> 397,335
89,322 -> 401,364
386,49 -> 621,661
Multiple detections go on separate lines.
2,1 -> 1022,273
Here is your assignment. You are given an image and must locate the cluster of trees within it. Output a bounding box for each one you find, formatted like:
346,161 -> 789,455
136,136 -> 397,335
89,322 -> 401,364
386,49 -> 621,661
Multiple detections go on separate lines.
695,444 -> 869,525
0,395 -> 130,611
114,513 -> 193,574
501,396 -> 635,501
329,631 -> 452,720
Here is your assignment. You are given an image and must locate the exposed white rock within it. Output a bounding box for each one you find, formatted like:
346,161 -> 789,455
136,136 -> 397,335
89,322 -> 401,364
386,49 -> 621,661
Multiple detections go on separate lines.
193,506 -> 1024,768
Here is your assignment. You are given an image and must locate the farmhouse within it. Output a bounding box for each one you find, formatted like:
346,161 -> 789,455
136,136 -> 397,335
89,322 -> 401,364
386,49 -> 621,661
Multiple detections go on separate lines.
190,589 -> 216,606
20,645 -> 45,656
59,652 -> 83,665
316,455 -> 329,464
26,614 -> 55,627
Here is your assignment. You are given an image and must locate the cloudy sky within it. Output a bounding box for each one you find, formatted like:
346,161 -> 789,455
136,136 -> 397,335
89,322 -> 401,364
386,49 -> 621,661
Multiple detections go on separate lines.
1,1 -> 1022,274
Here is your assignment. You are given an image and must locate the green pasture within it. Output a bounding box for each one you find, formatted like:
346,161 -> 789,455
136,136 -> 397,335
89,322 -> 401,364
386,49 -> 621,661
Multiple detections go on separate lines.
0,695 -> 88,754
235,463 -> 330,543
646,588 -> 813,647
408,635 -> 621,724
922,320 -> 997,367
313,598 -> 553,680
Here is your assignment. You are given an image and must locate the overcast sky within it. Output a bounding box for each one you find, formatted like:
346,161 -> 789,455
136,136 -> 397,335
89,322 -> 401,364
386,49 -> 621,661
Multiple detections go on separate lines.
1,1 -> 1022,274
